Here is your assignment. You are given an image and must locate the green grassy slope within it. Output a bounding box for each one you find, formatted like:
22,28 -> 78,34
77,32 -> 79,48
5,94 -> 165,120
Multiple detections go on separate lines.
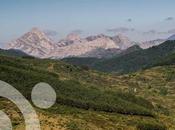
0,48 -> 29,57
62,57 -> 99,67
1,55 -> 174,129
0,55 -> 153,116
62,45 -> 142,68
92,40 -> 175,73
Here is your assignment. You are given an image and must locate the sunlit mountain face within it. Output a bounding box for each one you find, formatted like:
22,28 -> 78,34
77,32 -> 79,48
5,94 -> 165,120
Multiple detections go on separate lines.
7,27 -> 171,59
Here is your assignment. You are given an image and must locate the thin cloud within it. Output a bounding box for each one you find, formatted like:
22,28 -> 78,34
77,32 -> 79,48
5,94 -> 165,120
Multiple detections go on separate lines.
165,17 -> 174,21
107,27 -> 135,33
143,29 -> 175,35
143,30 -> 157,35
158,29 -> 175,34
167,29 -> 175,34
127,18 -> 132,22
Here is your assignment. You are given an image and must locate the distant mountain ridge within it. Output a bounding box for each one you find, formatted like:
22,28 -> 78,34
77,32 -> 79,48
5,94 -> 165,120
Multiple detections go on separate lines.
139,39 -> 165,49
167,34 -> 175,41
111,33 -> 135,50
63,40 -> 175,74
0,48 -> 29,57
7,27 -> 175,59
51,34 -> 120,59
7,28 -> 138,59
57,33 -> 84,47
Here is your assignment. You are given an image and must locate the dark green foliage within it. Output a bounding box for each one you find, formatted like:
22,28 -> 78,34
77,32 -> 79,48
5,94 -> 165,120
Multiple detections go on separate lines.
159,87 -> 168,96
22,56 -> 35,59
0,55 -> 154,116
154,53 -> 175,66
80,65 -> 90,71
63,41 -> 175,74
136,121 -> 167,130
62,57 -> 99,67
0,49 -> 28,57
111,91 -> 154,110
118,44 -> 142,56
66,121 -> 80,130
92,41 -> 175,73
155,104 -> 169,116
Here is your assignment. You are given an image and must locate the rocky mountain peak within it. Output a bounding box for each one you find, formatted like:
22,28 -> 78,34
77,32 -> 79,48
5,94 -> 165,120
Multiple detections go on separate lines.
31,27 -> 41,33
57,33 -> 83,47
7,28 -> 136,59
86,34 -> 108,42
7,27 -> 55,58
113,33 -> 130,43
111,33 -> 133,50
24,27 -> 52,43
66,33 -> 81,41
167,34 -> 175,41
139,39 -> 165,49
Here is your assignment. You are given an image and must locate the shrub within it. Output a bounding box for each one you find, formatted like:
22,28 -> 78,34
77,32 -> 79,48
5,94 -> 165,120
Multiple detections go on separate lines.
66,121 -> 80,130
136,121 -> 167,130
159,87 -> 168,96
22,56 -> 35,59
81,65 -> 90,71
0,56 -> 154,117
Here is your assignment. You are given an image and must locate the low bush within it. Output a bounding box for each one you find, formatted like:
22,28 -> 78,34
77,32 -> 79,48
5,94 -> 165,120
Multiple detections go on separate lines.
136,121 -> 167,130
0,56 -> 154,117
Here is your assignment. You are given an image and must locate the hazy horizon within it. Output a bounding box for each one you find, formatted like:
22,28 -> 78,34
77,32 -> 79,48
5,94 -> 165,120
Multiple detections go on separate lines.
1,0 -> 175,47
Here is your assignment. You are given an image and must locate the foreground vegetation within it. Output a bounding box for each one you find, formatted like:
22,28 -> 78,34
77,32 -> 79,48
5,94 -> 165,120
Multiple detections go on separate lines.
1,54 -> 175,129
0,56 -> 153,116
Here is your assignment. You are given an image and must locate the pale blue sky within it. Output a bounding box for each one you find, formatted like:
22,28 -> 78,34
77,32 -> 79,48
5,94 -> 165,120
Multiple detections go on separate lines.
0,0 -> 175,46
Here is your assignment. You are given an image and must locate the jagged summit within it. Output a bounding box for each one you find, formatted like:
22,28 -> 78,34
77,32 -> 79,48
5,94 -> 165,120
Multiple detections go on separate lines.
7,27 -> 55,58
111,33 -> 134,50
139,39 -> 165,49
86,34 -> 109,41
7,28 -> 139,59
57,33 -> 84,47
31,27 -> 41,33
66,33 -> 81,41
51,33 -> 119,59
167,34 -> 175,41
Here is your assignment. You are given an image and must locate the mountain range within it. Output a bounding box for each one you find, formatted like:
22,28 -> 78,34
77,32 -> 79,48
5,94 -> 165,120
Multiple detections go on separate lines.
6,27 -> 167,59
2,28 -> 175,130
63,40 -> 175,74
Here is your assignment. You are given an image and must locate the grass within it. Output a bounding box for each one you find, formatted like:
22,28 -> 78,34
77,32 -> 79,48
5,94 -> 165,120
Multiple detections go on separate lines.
0,55 -> 154,116
1,55 -> 175,129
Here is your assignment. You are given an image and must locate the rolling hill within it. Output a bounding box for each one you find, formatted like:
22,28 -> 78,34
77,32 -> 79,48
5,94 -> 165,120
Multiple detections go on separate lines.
0,48 -> 29,57
63,40 -> 175,74
0,54 -> 172,130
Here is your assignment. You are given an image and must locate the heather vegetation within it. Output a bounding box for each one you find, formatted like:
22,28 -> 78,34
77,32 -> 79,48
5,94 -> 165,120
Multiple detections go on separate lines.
0,55 -> 153,116
1,52 -> 175,129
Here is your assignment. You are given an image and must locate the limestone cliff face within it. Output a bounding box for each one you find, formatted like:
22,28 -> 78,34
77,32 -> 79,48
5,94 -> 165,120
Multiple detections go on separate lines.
7,28 -> 138,59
